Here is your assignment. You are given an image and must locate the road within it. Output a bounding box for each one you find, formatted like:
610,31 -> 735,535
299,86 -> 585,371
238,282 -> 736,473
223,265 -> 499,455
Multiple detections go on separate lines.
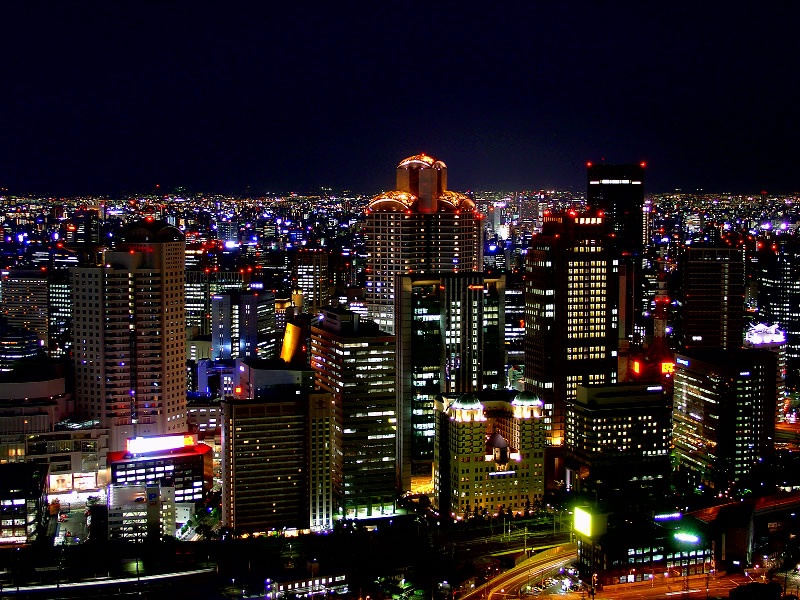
460,544 -> 577,600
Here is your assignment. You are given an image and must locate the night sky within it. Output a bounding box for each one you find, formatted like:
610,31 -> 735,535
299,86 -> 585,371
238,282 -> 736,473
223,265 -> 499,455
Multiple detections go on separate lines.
1,3 -> 798,196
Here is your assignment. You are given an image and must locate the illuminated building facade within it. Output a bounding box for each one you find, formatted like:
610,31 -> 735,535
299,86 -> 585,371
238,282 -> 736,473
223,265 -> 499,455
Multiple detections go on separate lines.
108,433 -> 212,504
573,507 -> 713,588
107,483 -> 176,542
743,323 -> 787,421
71,219 -> 187,452
678,245 -> 745,351
433,392 -> 545,519
185,269 -> 244,337
757,236 -> 800,387
395,272 -> 505,492
524,211 -> 618,450
587,163 -> 646,342
221,392 -> 308,532
292,249 -> 329,313
211,290 -> 277,360
564,382 -> 671,502
365,154 -> 483,334
311,307 -> 396,518
672,349 -> 776,494
0,463 -> 48,545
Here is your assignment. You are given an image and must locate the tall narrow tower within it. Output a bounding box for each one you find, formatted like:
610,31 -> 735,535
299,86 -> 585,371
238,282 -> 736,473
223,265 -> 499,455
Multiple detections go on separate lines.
72,219 -> 187,451
365,154 -> 483,334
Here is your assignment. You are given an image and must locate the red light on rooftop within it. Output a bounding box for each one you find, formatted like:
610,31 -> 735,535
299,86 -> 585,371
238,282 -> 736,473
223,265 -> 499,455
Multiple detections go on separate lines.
586,161 -> 593,168
640,162 -> 647,168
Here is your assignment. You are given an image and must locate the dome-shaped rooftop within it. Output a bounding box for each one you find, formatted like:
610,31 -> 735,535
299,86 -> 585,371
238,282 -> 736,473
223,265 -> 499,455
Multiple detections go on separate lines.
437,190 -> 475,211
450,393 -> 482,411
512,391 -> 544,407
368,190 -> 418,212
397,153 -> 442,169
118,219 -> 184,244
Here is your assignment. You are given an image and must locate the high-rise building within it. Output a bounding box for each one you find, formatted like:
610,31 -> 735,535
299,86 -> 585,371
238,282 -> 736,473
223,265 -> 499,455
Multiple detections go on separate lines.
586,162 -> 647,345
678,245 -> 745,351
0,269 -> 72,357
395,272 -> 505,492
292,249 -> 329,314
365,154 -> 483,334
672,349 -> 776,494
433,392 -> 545,519
71,219 -> 187,452
311,307 -> 396,518
221,391 -> 308,532
524,211 -> 619,450
586,163 -> 646,255
565,382 -> 671,503
757,236 -> 800,387
743,323 -> 788,422
185,269 -> 244,337
211,290 -> 277,360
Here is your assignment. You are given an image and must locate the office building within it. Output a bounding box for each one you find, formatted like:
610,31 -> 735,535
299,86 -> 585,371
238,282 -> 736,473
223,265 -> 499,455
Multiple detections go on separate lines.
678,245 -> 745,351
433,391 -> 545,519
311,307 -> 396,518
565,382 -> 671,503
365,154 -> 483,334
292,249 -> 330,313
395,272 -> 505,492
672,349 -> 776,494
211,290 -> 277,360
221,391 -> 308,532
0,463 -> 48,545
107,483 -> 176,542
587,162 -> 647,345
71,219 -> 187,452
185,269 -> 244,337
757,236 -> 800,387
743,323 -> 787,421
524,211 -> 619,452
108,433 -> 213,504
586,163 -> 646,255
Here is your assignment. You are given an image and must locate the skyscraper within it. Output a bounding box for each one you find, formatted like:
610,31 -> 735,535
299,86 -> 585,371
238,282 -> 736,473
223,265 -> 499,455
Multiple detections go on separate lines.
524,211 -> 619,451
395,272 -> 505,492
586,162 -> 647,344
310,307 -> 396,518
365,154 -> 483,334
586,163 -> 646,255
71,219 -> 187,452
672,349 -> 776,494
292,249 -> 330,314
678,245 -> 745,351
757,236 -> 800,386
211,290 -> 277,360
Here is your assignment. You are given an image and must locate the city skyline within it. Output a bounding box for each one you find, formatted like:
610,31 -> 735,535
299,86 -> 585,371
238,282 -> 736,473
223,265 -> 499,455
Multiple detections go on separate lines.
2,4 -> 799,196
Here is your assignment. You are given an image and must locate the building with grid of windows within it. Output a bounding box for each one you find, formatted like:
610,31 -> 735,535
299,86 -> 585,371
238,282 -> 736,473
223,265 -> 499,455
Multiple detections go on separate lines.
211,290 -> 277,360
395,272 -> 505,493
433,391 -> 545,519
0,463 -> 48,545
71,219 -> 187,452
672,349 -> 776,494
108,433 -> 212,504
221,391 -> 309,532
311,307 -> 396,518
292,249 -> 329,314
365,154 -> 483,334
564,382 -> 671,503
524,211 -> 619,453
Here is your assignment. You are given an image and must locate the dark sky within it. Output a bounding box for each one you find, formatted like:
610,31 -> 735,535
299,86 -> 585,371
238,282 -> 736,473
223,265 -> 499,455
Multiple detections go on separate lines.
1,3 -> 798,196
